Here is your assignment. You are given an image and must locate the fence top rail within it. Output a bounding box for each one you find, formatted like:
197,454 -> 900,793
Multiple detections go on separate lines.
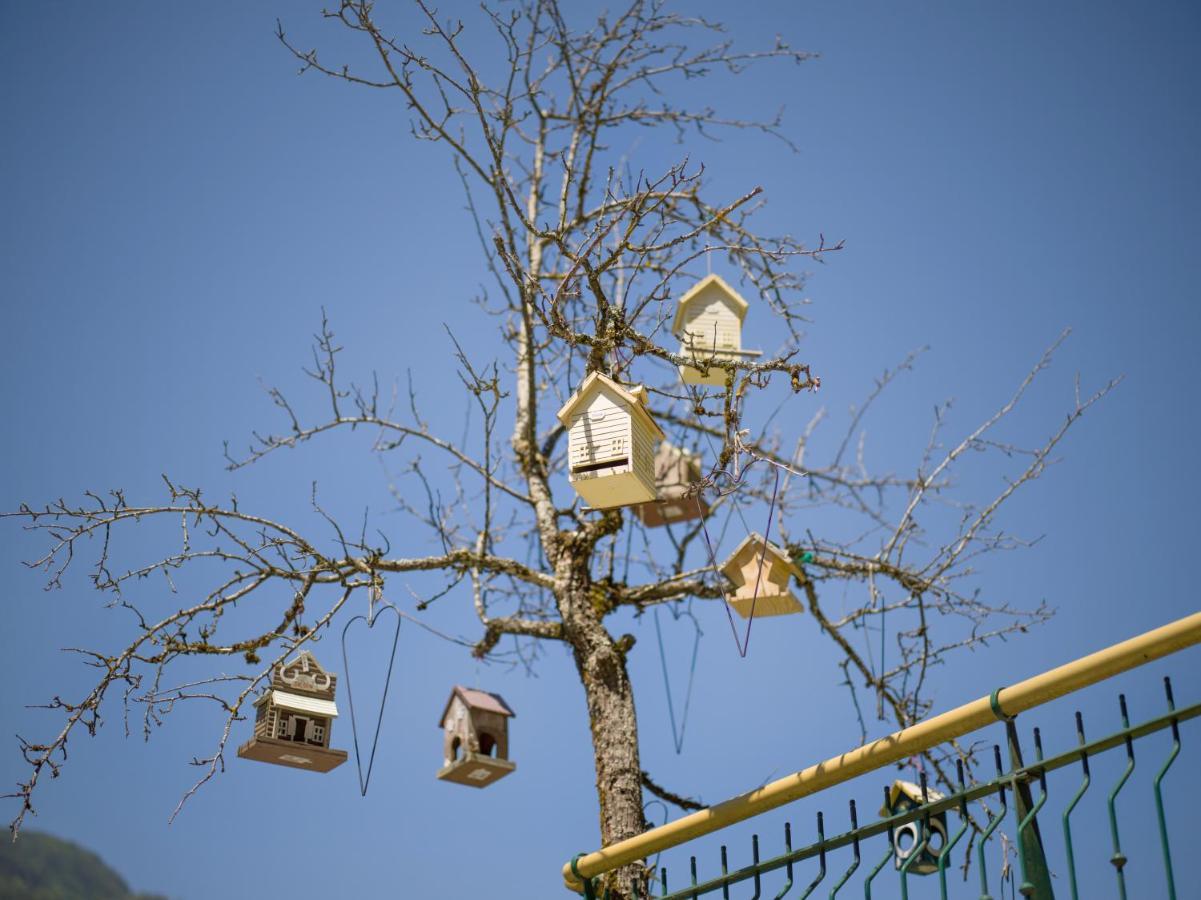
562,609 -> 1201,891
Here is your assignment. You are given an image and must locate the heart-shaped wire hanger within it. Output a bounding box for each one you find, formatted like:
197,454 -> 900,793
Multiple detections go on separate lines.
340,589 -> 402,797
653,601 -> 702,755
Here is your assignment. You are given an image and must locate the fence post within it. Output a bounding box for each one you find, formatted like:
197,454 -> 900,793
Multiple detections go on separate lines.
1006,720 -> 1054,898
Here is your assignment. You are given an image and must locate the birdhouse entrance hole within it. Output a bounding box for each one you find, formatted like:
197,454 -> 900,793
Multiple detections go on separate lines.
571,456 -> 630,476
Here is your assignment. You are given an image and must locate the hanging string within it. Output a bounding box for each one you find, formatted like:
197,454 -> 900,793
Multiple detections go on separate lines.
653,603 -> 702,754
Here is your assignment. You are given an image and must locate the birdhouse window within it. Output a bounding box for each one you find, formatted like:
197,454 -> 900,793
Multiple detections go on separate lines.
312,724 -> 325,745
478,732 -> 497,757
451,736 -> 463,761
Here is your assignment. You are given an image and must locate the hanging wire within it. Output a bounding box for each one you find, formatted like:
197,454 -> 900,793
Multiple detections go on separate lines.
654,603 -> 703,754
340,592 -> 402,797
695,458 -> 782,657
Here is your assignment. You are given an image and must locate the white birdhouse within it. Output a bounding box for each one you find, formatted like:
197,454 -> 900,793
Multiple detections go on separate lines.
557,372 -> 665,509
633,441 -> 710,527
719,532 -> 805,618
672,274 -> 762,386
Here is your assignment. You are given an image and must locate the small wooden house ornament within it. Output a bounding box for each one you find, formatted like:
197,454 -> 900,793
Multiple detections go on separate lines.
672,274 -> 762,387
436,686 -> 516,788
237,651 -> 348,773
557,372 -> 664,509
633,441 -> 710,527
719,533 -> 806,618
881,780 -> 948,875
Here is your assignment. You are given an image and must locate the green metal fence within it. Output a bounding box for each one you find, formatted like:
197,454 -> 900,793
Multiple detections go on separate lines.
566,614 -> 1201,899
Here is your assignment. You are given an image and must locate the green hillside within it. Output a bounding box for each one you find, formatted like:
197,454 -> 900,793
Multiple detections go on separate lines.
0,831 -> 167,900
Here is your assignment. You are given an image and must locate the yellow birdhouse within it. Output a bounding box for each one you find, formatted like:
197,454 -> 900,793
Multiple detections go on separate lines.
633,441 -> 710,527
237,651 -> 349,773
719,533 -> 805,618
437,686 -> 516,788
881,780 -> 948,875
557,372 -> 664,509
672,274 -> 762,386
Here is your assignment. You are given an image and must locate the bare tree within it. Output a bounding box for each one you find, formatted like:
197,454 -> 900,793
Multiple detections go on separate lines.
3,2 -> 1116,895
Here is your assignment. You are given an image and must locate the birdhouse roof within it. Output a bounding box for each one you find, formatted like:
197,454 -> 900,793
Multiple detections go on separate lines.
439,685 -> 516,726
719,532 -> 805,583
555,371 -> 665,440
881,779 -> 946,815
255,689 -> 339,719
671,274 -> 750,337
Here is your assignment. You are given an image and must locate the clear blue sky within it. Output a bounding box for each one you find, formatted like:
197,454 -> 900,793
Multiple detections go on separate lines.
2,2 -> 1199,898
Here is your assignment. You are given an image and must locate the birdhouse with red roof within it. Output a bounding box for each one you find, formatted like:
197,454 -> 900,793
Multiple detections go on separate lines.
557,372 -> 664,509
436,686 -> 516,788
719,533 -> 806,618
237,651 -> 348,773
672,274 -> 762,386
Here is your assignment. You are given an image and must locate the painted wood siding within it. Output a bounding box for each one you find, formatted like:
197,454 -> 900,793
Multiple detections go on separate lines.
569,393 -> 633,471
680,288 -> 741,351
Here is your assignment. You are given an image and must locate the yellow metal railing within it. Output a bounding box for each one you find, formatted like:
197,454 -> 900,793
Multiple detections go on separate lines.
563,610 -> 1201,891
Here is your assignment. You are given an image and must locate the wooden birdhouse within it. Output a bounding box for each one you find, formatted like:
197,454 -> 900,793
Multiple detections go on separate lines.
237,651 -> 348,773
557,372 -> 665,509
436,686 -> 516,788
881,780 -> 948,875
672,274 -> 762,386
633,441 -> 710,527
719,533 -> 806,618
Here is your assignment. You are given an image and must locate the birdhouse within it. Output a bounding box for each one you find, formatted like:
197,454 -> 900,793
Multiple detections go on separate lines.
556,372 -> 665,509
633,441 -> 710,527
237,651 -> 348,773
719,533 -> 805,618
881,780 -> 948,875
437,686 -> 516,788
672,274 -> 762,386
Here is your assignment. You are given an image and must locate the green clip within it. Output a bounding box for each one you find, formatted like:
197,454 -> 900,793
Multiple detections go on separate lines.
990,688 -> 1014,722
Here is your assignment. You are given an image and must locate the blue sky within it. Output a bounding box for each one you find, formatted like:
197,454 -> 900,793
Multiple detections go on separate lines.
2,2 -> 1199,897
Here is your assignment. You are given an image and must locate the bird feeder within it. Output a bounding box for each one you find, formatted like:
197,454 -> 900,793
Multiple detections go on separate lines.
633,441 -> 710,527
881,780 -> 948,875
557,371 -> 664,509
719,533 -> 805,618
672,274 -> 762,386
436,686 -> 516,788
237,651 -> 348,773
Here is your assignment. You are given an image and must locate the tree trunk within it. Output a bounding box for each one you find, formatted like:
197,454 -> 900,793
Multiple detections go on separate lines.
560,558 -> 648,897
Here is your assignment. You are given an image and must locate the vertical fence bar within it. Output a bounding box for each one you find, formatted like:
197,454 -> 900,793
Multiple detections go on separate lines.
978,745 -> 1009,900
720,845 -> 729,900
1061,711 -> 1090,900
747,834 -> 761,900
898,774 -> 932,900
1107,694 -> 1134,900
864,788 -> 895,900
799,812 -> 826,899
1153,677 -> 1180,900
829,801 -> 860,899
661,867 -> 669,898
690,855 -> 699,900
938,760 -> 970,900
771,822 -> 793,900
